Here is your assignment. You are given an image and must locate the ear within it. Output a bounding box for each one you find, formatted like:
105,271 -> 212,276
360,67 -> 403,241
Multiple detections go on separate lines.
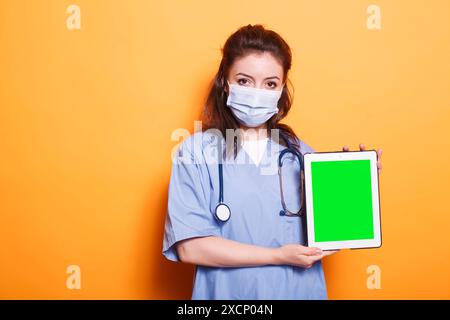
223,79 -> 229,93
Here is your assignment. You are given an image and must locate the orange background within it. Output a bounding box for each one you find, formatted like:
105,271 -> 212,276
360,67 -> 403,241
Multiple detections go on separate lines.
0,0 -> 449,299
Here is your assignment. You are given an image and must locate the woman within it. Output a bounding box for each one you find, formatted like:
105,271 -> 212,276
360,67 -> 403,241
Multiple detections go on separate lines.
162,24 -> 383,299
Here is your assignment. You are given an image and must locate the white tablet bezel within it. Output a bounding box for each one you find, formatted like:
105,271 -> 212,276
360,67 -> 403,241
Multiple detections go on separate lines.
303,150 -> 382,250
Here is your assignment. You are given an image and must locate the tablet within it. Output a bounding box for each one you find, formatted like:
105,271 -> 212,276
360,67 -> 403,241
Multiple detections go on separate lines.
303,150 -> 382,250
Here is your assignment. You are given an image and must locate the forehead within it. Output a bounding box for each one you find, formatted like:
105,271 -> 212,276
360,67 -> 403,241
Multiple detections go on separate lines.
229,51 -> 284,78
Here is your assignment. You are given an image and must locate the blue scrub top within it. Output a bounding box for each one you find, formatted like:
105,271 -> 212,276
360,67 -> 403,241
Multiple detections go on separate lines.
162,131 -> 327,300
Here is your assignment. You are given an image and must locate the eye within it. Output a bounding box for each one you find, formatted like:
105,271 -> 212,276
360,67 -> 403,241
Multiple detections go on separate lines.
267,81 -> 278,89
237,78 -> 250,86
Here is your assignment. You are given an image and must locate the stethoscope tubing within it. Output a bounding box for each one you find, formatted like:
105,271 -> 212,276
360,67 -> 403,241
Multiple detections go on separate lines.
215,132 -> 304,222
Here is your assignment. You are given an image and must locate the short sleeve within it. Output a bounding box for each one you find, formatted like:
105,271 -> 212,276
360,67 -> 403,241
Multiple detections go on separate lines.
162,136 -> 221,262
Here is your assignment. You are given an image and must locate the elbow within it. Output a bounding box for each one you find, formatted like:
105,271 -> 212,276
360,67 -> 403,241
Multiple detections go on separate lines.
176,236 -> 218,266
176,240 -> 196,264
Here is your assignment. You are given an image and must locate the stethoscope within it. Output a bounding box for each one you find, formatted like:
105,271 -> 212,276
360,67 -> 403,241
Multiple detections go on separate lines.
214,132 -> 306,222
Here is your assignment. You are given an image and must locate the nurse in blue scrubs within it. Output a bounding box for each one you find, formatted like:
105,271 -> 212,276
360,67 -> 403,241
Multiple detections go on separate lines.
162,24 -> 383,300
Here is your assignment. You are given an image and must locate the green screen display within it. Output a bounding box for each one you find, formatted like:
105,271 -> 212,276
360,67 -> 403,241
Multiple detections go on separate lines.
311,159 -> 374,242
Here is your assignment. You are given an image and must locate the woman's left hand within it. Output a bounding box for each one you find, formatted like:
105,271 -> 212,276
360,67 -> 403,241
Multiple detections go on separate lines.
342,144 -> 383,173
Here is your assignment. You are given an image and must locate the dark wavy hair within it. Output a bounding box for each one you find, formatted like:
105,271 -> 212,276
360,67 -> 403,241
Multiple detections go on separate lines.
201,24 -> 300,158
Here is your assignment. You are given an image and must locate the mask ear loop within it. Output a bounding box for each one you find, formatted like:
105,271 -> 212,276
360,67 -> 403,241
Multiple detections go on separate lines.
273,82 -> 286,121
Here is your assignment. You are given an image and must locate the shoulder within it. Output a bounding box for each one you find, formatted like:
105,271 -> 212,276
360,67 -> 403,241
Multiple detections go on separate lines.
174,131 -> 221,164
294,136 -> 316,155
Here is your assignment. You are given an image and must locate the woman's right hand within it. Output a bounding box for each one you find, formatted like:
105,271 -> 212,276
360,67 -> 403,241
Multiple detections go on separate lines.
275,244 -> 329,269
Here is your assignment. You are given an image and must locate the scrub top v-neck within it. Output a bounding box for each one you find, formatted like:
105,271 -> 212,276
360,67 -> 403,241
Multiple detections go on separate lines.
162,131 -> 327,300
241,137 -> 269,167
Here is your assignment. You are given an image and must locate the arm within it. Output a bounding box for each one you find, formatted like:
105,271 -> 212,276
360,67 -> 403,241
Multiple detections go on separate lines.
176,236 -> 329,268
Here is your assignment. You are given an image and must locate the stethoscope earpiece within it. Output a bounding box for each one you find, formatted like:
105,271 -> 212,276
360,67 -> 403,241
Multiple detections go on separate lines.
279,210 -> 285,216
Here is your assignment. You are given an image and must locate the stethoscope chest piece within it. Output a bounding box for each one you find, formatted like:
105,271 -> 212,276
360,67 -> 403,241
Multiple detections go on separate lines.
214,203 -> 231,222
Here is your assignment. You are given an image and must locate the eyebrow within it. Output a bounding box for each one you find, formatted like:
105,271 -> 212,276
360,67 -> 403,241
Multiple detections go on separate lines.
235,73 -> 280,81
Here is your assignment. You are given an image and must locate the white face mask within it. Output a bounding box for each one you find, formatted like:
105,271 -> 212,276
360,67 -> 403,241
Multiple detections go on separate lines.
226,80 -> 284,127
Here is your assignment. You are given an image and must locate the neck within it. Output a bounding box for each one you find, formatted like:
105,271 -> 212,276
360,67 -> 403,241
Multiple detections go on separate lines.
240,125 -> 268,141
